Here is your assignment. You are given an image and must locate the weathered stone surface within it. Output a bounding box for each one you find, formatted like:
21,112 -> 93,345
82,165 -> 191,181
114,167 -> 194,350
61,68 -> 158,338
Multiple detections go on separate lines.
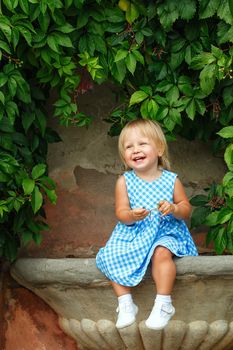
139,321 -> 162,350
180,321 -> 209,350
198,320 -> 229,350
96,320 -> 126,350
10,256 -> 233,349
163,320 -> 187,350
212,321 -> 233,350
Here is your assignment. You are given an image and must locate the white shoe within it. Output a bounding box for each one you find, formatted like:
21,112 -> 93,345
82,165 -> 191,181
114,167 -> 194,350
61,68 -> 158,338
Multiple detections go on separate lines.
116,302 -> 138,329
145,302 -> 175,330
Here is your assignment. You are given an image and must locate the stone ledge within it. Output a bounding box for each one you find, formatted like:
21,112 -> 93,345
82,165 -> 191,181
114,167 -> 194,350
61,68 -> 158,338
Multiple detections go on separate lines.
10,256 -> 233,287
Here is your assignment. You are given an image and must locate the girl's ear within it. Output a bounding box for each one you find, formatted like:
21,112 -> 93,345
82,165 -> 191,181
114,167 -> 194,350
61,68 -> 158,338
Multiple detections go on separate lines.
158,143 -> 165,157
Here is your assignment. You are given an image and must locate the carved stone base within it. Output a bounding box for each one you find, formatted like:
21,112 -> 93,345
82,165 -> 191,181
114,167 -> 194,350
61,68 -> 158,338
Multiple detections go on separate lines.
11,257 -> 233,350
59,317 -> 233,350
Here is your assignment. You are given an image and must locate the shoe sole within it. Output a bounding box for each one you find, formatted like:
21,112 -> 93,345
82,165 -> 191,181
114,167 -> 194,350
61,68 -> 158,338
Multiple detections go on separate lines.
116,305 -> 138,329
145,309 -> 175,330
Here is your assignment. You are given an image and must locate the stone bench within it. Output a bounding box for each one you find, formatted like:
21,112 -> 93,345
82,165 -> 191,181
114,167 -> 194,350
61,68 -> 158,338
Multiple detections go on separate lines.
11,256 -> 233,350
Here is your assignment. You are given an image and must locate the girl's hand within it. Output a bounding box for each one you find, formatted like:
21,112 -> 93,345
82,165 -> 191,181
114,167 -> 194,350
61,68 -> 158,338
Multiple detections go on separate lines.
158,200 -> 176,216
131,208 -> 150,221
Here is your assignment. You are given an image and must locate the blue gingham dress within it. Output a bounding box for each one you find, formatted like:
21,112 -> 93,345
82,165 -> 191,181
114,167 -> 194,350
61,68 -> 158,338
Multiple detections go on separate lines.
96,170 -> 198,287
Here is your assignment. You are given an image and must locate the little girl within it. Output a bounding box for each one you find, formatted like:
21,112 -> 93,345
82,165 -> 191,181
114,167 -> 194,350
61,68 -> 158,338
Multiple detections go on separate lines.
96,119 -> 198,330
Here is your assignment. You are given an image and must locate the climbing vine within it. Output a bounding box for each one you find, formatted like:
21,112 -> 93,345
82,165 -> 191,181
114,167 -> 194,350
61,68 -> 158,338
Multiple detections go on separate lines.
0,0 -> 232,260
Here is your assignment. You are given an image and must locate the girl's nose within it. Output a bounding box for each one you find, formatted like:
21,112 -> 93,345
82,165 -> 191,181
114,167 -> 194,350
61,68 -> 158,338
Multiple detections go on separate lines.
133,146 -> 140,153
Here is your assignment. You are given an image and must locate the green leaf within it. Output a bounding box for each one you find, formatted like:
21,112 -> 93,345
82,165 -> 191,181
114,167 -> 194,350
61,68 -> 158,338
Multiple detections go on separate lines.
217,21 -> 233,44
56,23 -> 75,34
224,144 -> 233,169
126,3 -> 139,24
22,178 -> 35,195
227,222 -> 233,253
47,34 -> 60,52
135,31 -> 144,45
31,186 -> 43,213
132,50 -> 144,65
22,112 -> 35,133
43,188 -> 57,204
229,0 -> 233,17
218,0 -> 233,25
214,226 -> 226,255
166,86 -> 179,104
0,40 -> 11,54
33,232 -> 43,245
38,12 -> 50,32
140,86 -> 153,95
199,0 -> 220,19
8,77 -> 17,97
170,50 -> 185,69
147,99 -> 159,118
205,211 -> 219,226
217,126 -> 233,138
200,64 -> 216,95
191,206 -> 210,227
177,0 -> 196,20
156,80 -> 173,93
191,52 -> 216,69
223,171 -> 233,186
17,25 -> 32,46
114,49 -> 128,62
31,164 -> 46,179
0,73 -> 8,87
36,109 -> 46,137
19,0 -> 29,14
38,176 -> 55,189
0,91 -> 5,105
125,53 -> 137,75
195,99 -> 206,116
157,2 -> 179,30
140,99 -> 149,118
16,78 -> 31,103
0,22 -> 12,43
218,208 -> 233,224
156,107 -> 169,120
190,194 -> 208,206
129,90 -> 149,106
53,32 -> 73,48
178,75 -> 193,96
186,98 -> 196,120
223,85 -> 233,108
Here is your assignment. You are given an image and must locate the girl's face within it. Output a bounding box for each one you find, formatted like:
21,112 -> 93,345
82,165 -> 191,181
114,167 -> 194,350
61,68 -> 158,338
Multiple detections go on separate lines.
122,127 -> 163,173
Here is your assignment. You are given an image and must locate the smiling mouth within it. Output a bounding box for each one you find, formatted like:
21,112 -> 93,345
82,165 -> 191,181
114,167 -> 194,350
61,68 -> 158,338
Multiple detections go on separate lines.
133,156 -> 145,162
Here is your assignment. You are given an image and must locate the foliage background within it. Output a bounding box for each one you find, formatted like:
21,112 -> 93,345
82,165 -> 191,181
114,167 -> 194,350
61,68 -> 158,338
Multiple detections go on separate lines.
0,0 -> 232,260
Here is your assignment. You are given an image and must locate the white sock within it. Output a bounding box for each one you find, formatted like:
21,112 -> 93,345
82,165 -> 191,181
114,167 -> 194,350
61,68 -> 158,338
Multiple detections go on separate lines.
118,293 -> 133,305
155,294 -> 172,304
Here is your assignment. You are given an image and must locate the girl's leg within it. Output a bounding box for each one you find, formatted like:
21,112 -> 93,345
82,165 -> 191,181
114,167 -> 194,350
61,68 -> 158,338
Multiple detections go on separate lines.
111,281 -> 131,297
111,281 -> 138,329
151,246 -> 176,294
145,246 -> 176,330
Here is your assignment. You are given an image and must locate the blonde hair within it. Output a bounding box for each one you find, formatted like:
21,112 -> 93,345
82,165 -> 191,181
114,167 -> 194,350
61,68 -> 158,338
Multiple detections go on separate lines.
118,119 -> 170,170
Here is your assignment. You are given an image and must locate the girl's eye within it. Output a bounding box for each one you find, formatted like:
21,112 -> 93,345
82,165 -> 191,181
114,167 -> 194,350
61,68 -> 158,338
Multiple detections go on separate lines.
125,145 -> 132,149
140,142 -> 147,146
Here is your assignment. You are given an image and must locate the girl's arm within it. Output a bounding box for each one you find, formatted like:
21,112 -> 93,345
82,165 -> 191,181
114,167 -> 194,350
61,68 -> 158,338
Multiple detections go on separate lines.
115,175 -> 149,224
158,178 -> 192,220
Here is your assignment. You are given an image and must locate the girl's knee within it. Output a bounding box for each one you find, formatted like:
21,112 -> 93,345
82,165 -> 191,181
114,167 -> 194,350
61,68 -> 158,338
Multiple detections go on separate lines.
152,246 -> 172,261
